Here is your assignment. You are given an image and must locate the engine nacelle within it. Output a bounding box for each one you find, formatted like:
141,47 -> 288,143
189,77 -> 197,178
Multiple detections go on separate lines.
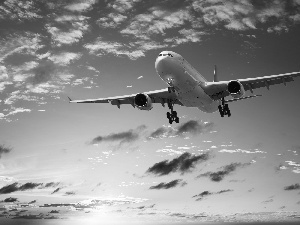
134,93 -> 153,110
228,80 -> 245,98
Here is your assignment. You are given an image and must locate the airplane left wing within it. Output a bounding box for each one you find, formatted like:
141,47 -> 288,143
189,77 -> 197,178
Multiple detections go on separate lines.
238,71 -> 300,93
68,88 -> 183,108
201,71 -> 300,100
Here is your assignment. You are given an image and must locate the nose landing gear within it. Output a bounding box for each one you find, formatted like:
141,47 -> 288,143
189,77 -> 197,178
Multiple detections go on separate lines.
167,100 -> 179,124
218,98 -> 231,117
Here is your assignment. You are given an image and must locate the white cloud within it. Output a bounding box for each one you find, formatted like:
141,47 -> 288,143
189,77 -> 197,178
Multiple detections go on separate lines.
0,0 -> 42,21
85,38 -> 145,60
121,8 -> 192,38
0,65 -> 8,80
49,52 -> 82,65
46,26 -> 85,46
0,32 -> 44,62
65,0 -> 97,12
219,149 -> 266,154
108,0 -> 141,13
97,13 -> 127,28
137,76 -> 143,79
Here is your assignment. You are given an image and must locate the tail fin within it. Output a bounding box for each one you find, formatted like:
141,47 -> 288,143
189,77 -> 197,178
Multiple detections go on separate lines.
213,65 -> 218,82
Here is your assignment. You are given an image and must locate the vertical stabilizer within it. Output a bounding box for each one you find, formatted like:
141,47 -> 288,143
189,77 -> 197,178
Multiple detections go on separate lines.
213,65 -> 218,82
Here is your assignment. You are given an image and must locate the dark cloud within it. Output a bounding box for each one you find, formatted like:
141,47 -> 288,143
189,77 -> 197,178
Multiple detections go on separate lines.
12,214 -> 60,219
0,144 -> 12,158
147,127 -> 169,139
19,182 -> 42,191
64,191 -> 75,196
44,182 -> 60,188
28,200 -> 36,204
51,188 -> 61,194
197,163 -> 249,182
284,183 -> 300,190
90,125 -> 146,145
175,120 -> 214,136
0,182 -> 18,194
2,197 -> 18,202
49,210 -> 59,213
149,179 -> 183,190
147,120 -> 214,140
146,152 -> 209,176
27,60 -> 56,86
216,189 -> 233,194
192,189 -> 233,201
0,182 -> 61,194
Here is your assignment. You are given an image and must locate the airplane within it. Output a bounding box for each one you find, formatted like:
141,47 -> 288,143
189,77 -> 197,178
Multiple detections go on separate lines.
69,51 -> 300,124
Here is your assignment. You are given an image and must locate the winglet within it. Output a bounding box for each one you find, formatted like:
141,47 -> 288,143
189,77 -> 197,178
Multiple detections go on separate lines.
213,65 -> 218,82
67,96 -> 72,103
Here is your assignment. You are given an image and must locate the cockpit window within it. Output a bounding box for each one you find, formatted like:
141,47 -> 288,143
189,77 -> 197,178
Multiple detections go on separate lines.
158,53 -> 173,57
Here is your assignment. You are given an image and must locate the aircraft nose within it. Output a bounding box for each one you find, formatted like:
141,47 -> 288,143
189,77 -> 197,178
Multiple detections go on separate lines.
155,55 -> 167,73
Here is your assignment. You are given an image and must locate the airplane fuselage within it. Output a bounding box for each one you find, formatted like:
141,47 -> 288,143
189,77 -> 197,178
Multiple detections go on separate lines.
155,51 -> 220,113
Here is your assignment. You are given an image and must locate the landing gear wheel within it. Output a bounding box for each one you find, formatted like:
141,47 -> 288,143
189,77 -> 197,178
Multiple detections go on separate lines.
167,112 -> 171,119
166,99 -> 180,124
219,100 -> 231,117
218,105 -> 224,117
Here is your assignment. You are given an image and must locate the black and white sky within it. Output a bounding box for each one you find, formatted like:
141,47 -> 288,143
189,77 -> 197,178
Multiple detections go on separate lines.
0,0 -> 300,224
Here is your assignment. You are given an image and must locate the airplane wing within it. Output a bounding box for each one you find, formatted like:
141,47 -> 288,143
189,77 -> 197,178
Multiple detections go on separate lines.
68,88 -> 183,108
203,71 -> 300,100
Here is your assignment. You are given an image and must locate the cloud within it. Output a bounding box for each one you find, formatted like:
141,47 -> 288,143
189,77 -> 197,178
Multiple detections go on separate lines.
85,38 -> 145,60
0,182 -> 60,194
64,191 -> 75,196
0,0 -> 42,21
192,189 -> 233,201
147,120 -> 214,140
197,162 -> 249,182
49,52 -> 82,66
175,120 -> 214,136
0,32 -> 43,63
284,183 -> 300,190
2,197 -> 18,202
90,125 -> 146,145
0,144 -> 12,158
108,0 -> 141,13
51,188 -> 61,194
120,8 -> 192,39
146,152 -> 209,176
65,0 -> 97,12
149,179 -> 184,190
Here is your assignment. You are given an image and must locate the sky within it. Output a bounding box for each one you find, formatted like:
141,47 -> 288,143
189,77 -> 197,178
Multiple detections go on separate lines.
0,0 -> 300,224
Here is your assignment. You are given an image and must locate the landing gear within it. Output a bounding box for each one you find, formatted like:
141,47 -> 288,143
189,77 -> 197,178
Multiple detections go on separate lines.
218,98 -> 231,117
166,100 -> 179,124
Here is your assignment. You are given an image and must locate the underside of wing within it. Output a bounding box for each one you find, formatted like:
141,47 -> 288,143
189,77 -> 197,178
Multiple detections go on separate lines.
68,88 -> 183,108
238,71 -> 300,93
200,71 -> 300,101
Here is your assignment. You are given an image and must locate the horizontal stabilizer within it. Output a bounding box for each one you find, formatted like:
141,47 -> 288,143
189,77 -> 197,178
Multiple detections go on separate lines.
225,95 -> 262,103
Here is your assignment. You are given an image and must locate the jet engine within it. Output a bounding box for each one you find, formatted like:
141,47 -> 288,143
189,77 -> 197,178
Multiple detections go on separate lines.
134,93 -> 153,110
228,80 -> 245,98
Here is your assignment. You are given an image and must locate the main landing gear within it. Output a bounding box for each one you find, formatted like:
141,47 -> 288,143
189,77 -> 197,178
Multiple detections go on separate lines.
218,97 -> 231,117
167,100 -> 179,124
